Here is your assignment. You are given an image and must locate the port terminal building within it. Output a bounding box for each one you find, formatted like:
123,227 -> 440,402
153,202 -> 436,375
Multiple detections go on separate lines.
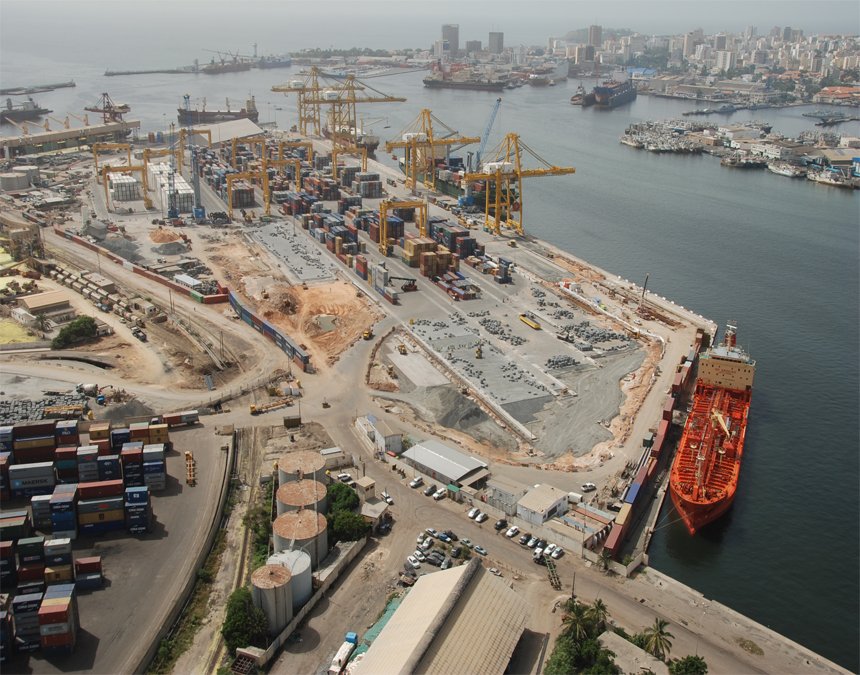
400,439 -> 489,490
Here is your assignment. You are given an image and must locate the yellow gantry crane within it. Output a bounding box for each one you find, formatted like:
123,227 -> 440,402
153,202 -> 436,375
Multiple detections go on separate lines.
278,140 -> 314,162
378,199 -> 427,256
92,143 -> 132,181
272,67 -> 353,137
385,110 -> 480,192
178,126 -> 212,152
461,133 -> 575,237
226,170 -> 264,221
101,164 -> 152,210
331,145 -> 367,181
231,135 -> 269,169
142,147 -> 183,178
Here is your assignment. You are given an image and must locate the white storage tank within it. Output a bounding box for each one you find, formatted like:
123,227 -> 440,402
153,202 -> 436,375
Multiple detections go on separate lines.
272,510 -> 328,569
12,165 -> 40,184
0,172 -> 30,191
268,550 -> 312,611
276,451 -> 326,485
251,564 -> 293,635
276,479 -> 328,516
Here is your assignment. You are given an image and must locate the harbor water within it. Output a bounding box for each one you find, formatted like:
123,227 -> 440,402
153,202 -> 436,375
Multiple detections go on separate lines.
1,58 -> 858,671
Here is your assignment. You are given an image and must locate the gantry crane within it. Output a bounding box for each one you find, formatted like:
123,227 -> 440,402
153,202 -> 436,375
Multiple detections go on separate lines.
461,133 -> 575,237
142,147 -> 183,184
385,109 -> 479,192
101,164 -> 152,210
261,155 -> 303,214
271,67 -> 354,137
182,94 -> 206,220
378,199 -> 427,256
231,135 -> 268,168
178,126 -> 212,151
92,143 -> 132,182
331,145 -> 367,181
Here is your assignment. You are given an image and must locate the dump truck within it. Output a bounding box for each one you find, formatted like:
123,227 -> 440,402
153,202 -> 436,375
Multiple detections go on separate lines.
362,329 -> 373,340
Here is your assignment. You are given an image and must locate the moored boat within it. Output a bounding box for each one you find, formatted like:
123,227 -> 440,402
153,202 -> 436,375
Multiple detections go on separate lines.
767,162 -> 806,178
670,323 -> 755,535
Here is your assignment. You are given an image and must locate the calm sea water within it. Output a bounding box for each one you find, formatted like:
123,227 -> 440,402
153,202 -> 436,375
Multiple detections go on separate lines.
2,57 -> 858,670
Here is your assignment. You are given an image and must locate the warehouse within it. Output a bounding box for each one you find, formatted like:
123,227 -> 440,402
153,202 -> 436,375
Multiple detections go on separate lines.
400,439 -> 488,489
19,290 -> 70,315
516,483 -> 569,526
355,559 -> 527,675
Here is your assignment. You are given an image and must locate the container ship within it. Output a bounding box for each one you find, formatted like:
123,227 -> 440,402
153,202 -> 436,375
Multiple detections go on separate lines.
257,55 -> 292,69
177,97 -> 259,124
592,79 -> 637,108
1,97 -> 51,123
201,58 -> 252,75
669,323 -> 755,535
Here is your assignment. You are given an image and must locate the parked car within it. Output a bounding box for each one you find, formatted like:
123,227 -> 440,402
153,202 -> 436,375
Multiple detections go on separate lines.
420,538 -> 433,551
437,533 -> 452,543
417,534 -> 426,544
544,544 -> 557,556
433,489 -> 446,501
474,545 -> 488,556
441,557 -> 453,570
425,528 -> 438,538
505,526 -> 520,538
382,491 -> 394,505
467,507 -> 481,519
489,568 -> 502,576
409,477 -> 424,488
581,482 -> 597,492
450,546 -> 462,558
536,539 -> 548,551
527,536 -> 538,548
337,473 -> 352,483
551,547 -> 564,559
413,550 -> 426,562
518,533 -> 531,545
424,484 -> 437,497
461,538 -> 473,549
407,555 -> 421,568
494,519 -> 508,531
475,512 -> 489,523
443,529 -> 458,541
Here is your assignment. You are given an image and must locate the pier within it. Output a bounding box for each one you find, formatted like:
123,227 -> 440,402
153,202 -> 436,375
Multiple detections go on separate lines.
0,120 -> 141,158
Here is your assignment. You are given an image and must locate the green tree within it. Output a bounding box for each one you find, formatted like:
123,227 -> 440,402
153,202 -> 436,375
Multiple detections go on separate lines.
221,587 -> 268,653
588,598 -> 610,633
563,600 -> 593,641
669,654 -> 708,675
544,634 -> 578,675
330,510 -> 370,541
328,481 -> 359,512
642,618 -> 675,661
598,550 -> 613,573
51,316 -> 97,349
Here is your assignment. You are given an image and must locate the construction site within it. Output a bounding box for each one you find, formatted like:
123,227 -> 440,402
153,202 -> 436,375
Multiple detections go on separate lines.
0,68 -> 843,675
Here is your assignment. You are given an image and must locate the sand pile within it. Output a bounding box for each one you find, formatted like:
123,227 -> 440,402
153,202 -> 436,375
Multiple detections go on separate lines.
150,227 -> 181,244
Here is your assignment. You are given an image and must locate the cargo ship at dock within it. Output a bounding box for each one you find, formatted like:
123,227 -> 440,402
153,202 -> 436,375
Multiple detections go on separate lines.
669,323 -> 755,535
1,97 -> 51,123
423,71 -> 507,92
592,79 -> 637,108
177,97 -> 259,124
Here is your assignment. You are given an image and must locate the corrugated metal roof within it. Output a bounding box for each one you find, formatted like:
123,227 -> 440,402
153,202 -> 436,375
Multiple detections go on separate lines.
355,560 -> 527,675
517,483 -> 568,514
402,440 -> 487,484
189,119 -> 263,145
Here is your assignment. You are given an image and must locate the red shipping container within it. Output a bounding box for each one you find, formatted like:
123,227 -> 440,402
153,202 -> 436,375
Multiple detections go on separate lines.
0,540 -> 14,559
74,557 -> 102,574
55,446 -> 78,460
41,632 -> 76,648
77,479 -> 124,500
120,448 -> 143,465
38,602 -> 72,624
17,562 -> 45,582
94,439 -> 111,456
13,447 -> 57,463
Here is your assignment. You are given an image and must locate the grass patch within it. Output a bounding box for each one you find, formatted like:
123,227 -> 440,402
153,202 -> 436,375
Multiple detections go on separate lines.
736,637 -> 764,656
148,530 -> 228,674
245,480 -> 274,571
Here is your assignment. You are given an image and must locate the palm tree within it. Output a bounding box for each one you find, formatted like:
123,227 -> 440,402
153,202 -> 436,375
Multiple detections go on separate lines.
562,600 -> 591,641
642,617 -> 674,660
587,598 -> 609,633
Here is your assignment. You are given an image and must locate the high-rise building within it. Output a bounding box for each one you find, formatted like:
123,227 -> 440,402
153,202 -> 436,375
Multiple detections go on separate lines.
465,40 -> 482,55
715,50 -> 736,72
588,25 -> 602,48
489,32 -> 504,54
442,24 -> 460,57
782,26 -> 793,41
714,34 -> 727,50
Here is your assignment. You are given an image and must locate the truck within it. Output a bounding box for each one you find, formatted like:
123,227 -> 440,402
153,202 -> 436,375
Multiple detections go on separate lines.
327,633 -> 358,675
76,383 -> 99,396
249,398 -> 293,415
362,329 -> 373,340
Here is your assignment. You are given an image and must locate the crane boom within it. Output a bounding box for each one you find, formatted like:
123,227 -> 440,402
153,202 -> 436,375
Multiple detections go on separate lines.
475,97 -> 502,170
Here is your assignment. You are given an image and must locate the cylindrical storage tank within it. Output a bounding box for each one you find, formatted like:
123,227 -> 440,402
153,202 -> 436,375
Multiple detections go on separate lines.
276,451 -> 326,485
12,165 -> 40,183
0,173 -> 30,190
272,510 -> 328,569
251,564 -> 293,635
268,550 -> 312,611
276,479 -> 328,516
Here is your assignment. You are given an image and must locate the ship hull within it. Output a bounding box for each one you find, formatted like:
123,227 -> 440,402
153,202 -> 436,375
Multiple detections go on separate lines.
669,383 -> 750,536
423,79 -> 506,92
177,109 -> 259,124
592,80 -> 637,108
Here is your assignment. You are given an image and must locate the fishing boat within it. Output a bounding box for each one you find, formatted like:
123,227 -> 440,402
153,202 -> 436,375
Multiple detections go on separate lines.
669,323 -> 755,535
766,162 -> 806,178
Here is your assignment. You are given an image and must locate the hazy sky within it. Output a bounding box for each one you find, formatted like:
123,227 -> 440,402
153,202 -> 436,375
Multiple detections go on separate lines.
1,0 -> 858,66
